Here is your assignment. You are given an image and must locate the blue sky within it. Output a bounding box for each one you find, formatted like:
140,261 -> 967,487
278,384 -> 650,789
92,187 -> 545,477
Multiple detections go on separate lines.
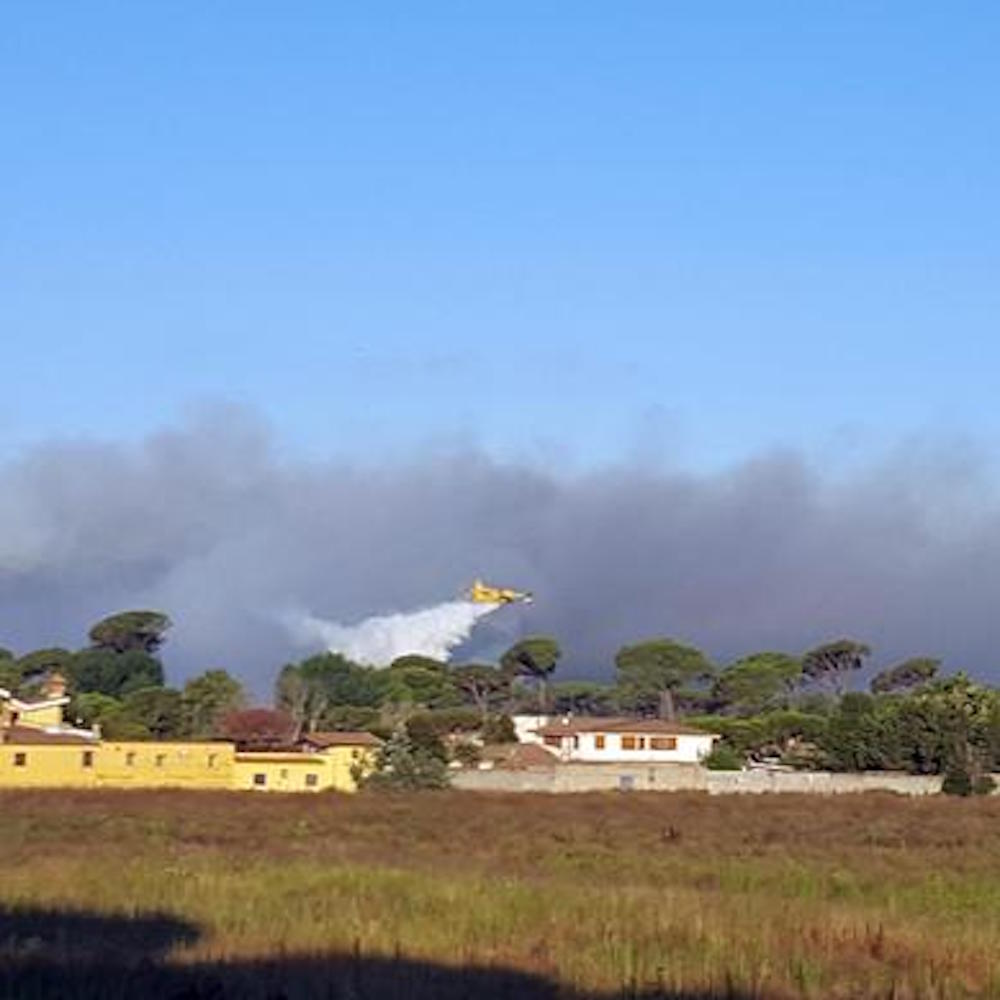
2,2 -> 998,470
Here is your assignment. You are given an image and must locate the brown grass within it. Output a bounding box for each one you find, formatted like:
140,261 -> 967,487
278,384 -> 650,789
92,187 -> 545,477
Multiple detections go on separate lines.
2,789 -> 999,998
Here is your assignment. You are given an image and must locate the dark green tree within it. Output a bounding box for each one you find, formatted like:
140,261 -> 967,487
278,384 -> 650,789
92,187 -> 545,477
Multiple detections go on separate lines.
820,693 -> 902,771
615,638 -> 714,720
481,714 -> 517,743
712,652 -> 802,715
801,639 -> 871,695
70,692 -> 150,739
88,611 -> 172,654
0,649 -> 19,692
16,648 -> 73,686
404,714 -> 449,762
500,636 -> 561,711
384,656 -> 461,709
70,648 -> 165,699
452,663 -> 510,719
181,669 -> 246,738
362,726 -> 450,790
122,686 -> 183,739
276,653 -> 383,737
549,680 -> 617,716
870,657 -> 940,695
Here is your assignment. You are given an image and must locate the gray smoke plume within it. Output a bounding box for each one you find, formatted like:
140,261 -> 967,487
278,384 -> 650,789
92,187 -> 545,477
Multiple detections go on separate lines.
1,407 -> 999,697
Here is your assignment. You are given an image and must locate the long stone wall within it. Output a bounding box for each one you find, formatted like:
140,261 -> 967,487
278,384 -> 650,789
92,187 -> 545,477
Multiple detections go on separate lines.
452,764 -> 947,796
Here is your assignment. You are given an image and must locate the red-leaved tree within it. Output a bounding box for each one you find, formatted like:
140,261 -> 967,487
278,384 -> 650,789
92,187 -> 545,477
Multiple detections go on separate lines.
219,708 -> 296,750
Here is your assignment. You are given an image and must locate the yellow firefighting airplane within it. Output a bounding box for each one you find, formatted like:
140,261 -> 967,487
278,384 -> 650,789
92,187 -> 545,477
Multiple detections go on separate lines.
465,579 -> 534,605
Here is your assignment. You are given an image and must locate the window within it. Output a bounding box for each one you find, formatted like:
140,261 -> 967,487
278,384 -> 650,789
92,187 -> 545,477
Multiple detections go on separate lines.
638,737 -> 646,750
13,752 -> 26,767
305,773 -> 319,788
125,752 -> 136,767
543,735 -> 562,748
572,735 -> 580,749
650,737 -> 677,751
621,735 -> 637,750
82,751 -> 94,768
594,735 -> 606,750
253,773 -> 267,787
155,754 -> 166,768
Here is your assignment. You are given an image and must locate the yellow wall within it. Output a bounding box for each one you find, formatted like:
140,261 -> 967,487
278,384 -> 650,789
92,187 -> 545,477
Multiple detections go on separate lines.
98,742 -> 235,789
16,703 -> 65,728
0,744 -> 99,788
328,745 -> 376,791
234,747 -> 374,793
234,753 -> 335,793
0,739 -> 376,793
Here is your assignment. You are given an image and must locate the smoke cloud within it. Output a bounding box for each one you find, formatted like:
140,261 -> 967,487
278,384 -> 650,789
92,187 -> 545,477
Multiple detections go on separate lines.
2,407 -> 1000,697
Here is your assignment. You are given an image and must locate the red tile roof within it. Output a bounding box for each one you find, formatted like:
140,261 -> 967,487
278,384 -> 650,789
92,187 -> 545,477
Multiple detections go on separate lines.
300,731 -> 382,749
1,726 -> 96,746
484,742 -> 558,770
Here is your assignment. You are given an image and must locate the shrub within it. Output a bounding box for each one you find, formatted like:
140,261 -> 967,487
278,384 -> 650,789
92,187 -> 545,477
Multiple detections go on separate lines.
482,714 -> 517,743
974,774 -> 997,796
405,715 -> 449,761
451,741 -> 482,767
362,727 -> 451,791
941,765 -> 974,796
703,745 -> 744,771
407,708 -> 482,735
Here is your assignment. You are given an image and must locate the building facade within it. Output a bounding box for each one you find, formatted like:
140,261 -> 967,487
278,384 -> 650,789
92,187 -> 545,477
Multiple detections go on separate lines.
528,716 -> 718,764
0,677 -> 378,793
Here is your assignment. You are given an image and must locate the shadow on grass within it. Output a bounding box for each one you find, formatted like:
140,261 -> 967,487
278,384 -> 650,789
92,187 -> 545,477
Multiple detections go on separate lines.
0,905 -> 757,1000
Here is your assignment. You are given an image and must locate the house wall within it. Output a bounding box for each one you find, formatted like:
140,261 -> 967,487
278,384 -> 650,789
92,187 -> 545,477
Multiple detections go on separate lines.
1,690 -> 379,794
512,715 -> 550,745
326,745 -> 376,791
0,744 -> 99,788
0,742 -> 376,793
545,732 -> 716,764
233,747 -> 375,793
234,754 -> 334,793
15,703 -> 66,728
97,742 -> 235,789
0,742 -> 239,790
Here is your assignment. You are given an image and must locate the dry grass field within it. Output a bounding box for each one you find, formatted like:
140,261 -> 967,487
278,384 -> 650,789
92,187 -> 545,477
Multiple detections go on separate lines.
1,789 -> 999,999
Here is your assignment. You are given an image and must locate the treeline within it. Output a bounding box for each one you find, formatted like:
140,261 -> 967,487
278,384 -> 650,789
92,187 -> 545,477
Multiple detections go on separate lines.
6,612 -> 1000,787
275,636 -> 1000,787
0,612 -> 245,740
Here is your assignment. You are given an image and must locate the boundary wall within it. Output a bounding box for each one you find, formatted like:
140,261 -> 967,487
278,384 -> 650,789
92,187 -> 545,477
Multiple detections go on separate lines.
452,764 -> 947,795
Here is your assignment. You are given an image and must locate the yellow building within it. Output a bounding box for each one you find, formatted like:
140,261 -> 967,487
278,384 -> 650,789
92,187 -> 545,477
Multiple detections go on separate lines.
98,741 -> 237,790
0,671 -> 76,731
234,733 -> 380,793
0,676 -> 379,793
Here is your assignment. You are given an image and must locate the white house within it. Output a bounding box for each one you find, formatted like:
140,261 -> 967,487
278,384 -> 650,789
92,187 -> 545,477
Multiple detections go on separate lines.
530,716 -> 718,764
511,714 -> 551,745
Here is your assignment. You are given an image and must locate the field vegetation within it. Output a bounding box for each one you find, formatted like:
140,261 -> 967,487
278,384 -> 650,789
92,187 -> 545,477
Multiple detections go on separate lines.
2,789 -> 1000,998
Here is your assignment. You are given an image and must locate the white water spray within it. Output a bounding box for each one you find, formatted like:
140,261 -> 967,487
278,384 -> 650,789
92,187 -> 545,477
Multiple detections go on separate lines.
284,600 -> 501,666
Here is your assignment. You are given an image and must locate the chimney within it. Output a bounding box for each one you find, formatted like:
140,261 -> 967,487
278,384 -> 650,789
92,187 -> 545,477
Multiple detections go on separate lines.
43,672 -> 67,700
